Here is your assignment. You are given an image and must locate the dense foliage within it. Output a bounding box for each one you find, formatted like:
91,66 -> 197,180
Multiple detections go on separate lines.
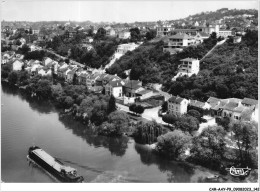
133,120 -> 164,144
156,130 -> 191,160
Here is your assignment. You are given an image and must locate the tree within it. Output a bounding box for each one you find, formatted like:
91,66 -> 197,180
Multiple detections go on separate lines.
130,27 -> 141,42
156,130 -> 191,160
161,101 -> 168,113
145,29 -> 157,40
189,126 -> 227,170
35,79 -> 52,99
216,116 -> 231,132
107,94 -> 117,114
230,121 -> 258,167
95,27 -> 106,39
162,114 -> 178,126
129,104 -> 144,116
8,71 -> 18,85
187,109 -> 201,121
72,73 -> 77,85
18,44 -> 30,55
175,115 -> 200,135
134,120 -> 164,144
99,111 -> 130,136
64,96 -> 74,109
135,105 -> 145,116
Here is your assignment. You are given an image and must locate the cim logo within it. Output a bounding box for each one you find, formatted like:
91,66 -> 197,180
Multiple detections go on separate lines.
226,166 -> 251,177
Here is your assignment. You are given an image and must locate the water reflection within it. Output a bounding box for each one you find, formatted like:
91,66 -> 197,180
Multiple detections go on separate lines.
58,115 -> 129,157
1,82 -> 54,114
134,144 -> 194,183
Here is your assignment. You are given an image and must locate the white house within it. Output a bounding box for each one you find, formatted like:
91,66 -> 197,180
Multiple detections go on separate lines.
168,96 -> 189,116
116,43 -> 139,54
218,29 -> 232,38
105,80 -> 124,98
163,33 -> 195,54
12,60 -> 24,71
43,57 -> 53,66
118,31 -> 131,39
172,58 -> 200,81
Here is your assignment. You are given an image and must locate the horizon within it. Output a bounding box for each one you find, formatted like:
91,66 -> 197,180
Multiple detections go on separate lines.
0,1 -> 258,23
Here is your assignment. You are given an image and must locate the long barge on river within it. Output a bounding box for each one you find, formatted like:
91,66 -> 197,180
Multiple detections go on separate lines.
27,146 -> 84,183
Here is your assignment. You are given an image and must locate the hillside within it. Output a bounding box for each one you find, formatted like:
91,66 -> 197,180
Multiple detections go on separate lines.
107,30 -> 258,101
169,8 -> 258,29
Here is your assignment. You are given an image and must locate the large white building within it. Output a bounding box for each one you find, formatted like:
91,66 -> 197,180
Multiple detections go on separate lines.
163,33 -> 195,54
156,25 -> 174,36
172,58 -> 200,81
116,43 -> 139,54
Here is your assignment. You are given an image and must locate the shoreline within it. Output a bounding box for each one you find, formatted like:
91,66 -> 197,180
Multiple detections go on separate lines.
1,80 -> 258,183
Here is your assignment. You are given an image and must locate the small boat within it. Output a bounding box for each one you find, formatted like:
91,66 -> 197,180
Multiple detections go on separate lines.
27,146 -> 84,183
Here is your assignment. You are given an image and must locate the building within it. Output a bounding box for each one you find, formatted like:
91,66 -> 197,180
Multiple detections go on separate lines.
105,80 -> 124,98
172,58 -> 200,81
194,32 -> 210,43
207,97 -> 258,121
12,60 -> 24,71
118,31 -> 131,39
198,24 -> 220,35
163,33 -> 195,54
156,25 -> 174,36
218,29 -> 232,38
116,43 -> 139,54
170,29 -> 199,36
106,28 -> 116,36
188,99 -> 211,114
168,96 -> 189,116
123,80 -> 143,97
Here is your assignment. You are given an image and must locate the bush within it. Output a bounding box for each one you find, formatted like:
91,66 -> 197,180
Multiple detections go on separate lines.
156,130 -> 191,160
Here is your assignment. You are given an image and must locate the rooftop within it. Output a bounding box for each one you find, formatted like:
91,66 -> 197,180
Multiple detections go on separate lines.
242,98 -> 258,106
168,96 -> 185,104
180,58 -> 199,62
169,33 -> 190,40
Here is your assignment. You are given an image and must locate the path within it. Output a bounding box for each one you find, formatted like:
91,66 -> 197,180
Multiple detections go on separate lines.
200,38 -> 226,62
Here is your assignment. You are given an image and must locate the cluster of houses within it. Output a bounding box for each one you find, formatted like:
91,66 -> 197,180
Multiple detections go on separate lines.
167,95 -> 258,123
2,51 -> 160,105
158,23 -> 246,55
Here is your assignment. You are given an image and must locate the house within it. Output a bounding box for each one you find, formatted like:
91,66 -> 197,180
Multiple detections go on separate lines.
78,72 -> 88,85
116,43 -> 139,54
105,80 -> 124,98
118,31 -> 131,39
163,33 -> 195,54
207,97 -> 258,121
106,28 -> 116,36
170,29 -> 199,36
12,60 -> 24,71
172,58 -> 200,81
188,99 -> 211,114
156,25 -> 174,36
43,57 -> 53,66
194,32 -> 210,43
66,68 -> 77,83
38,67 -> 52,76
198,24 -> 220,35
218,29 -> 232,38
241,98 -> 258,108
136,89 -> 154,100
167,96 -> 189,116
123,80 -> 144,98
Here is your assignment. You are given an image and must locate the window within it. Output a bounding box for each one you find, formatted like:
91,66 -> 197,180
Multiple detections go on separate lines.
229,114 -> 232,117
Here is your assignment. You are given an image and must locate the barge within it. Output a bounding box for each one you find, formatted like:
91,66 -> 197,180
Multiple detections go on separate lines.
27,146 -> 84,183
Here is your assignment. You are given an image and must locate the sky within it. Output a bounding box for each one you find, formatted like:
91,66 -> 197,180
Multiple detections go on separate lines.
0,0 -> 258,22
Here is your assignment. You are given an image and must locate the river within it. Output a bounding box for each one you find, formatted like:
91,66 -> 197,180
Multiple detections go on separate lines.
1,82 -> 235,183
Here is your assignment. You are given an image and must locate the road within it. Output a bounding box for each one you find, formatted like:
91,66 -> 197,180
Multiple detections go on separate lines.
116,103 -> 166,125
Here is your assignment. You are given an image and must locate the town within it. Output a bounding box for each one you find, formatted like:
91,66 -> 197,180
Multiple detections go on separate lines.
1,6 -> 258,184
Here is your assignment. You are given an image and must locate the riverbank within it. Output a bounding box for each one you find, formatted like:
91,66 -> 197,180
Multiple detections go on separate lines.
1,79 -> 258,183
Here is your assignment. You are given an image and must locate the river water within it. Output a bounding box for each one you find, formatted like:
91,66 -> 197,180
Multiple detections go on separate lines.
1,82 -> 231,183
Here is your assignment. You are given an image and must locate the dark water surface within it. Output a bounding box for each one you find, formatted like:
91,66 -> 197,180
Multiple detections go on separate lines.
1,82 -> 225,183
